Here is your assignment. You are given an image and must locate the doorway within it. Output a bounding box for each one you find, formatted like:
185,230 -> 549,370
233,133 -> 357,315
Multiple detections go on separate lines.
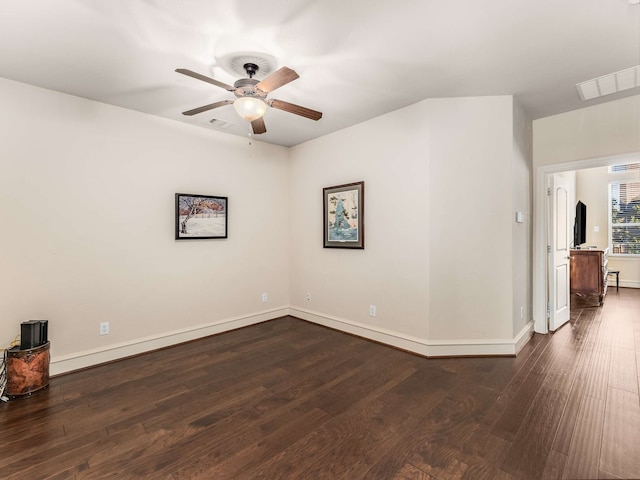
533,152 -> 639,334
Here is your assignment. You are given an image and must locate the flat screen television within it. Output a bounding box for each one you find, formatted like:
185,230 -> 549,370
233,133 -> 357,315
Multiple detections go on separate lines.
574,201 -> 587,248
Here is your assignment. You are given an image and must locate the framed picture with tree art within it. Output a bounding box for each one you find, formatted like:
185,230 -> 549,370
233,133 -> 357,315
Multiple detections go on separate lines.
175,193 -> 228,240
323,181 -> 364,249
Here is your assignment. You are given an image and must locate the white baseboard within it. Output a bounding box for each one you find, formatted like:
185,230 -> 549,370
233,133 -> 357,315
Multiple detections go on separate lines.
289,307 -> 535,357
514,321 -> 536,354
289,308 -> 431,356
51,307 -> 536,375
619,280 -> 640,289
50,307 -> 289,376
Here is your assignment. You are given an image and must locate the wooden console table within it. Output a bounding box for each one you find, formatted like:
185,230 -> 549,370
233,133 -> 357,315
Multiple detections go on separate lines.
570,248 -> 608,305
6,342 -> 50,398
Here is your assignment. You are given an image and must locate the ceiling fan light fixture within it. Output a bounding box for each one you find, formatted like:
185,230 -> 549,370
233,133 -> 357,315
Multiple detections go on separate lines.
233,96 -> 267,121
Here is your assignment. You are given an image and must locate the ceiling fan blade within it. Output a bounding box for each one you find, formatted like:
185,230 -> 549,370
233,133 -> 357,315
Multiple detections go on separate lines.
268,99 -> 323,121
182,100 -> 233,116
251,117 -> 267,134
175,68 -> 235,92
255,67 -> 299,93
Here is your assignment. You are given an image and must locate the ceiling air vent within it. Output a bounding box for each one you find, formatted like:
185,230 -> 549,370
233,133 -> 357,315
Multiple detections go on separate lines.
576,65 -> 640,101
207,118 -> 235,129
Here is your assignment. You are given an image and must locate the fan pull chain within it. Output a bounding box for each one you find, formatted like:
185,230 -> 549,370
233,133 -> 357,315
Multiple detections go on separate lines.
247,128 -> 254,159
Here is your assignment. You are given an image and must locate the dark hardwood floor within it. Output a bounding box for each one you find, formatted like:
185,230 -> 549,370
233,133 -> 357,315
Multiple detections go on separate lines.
1,288 -> 639,479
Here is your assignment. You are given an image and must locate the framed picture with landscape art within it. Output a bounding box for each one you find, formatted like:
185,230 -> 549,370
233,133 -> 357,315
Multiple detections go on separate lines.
175,193 -> 228,240
323,181 -> 364,249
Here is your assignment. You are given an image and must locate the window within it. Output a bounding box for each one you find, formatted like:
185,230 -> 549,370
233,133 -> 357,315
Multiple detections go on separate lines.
610,163 -> 640,173
610,181 -> 640,254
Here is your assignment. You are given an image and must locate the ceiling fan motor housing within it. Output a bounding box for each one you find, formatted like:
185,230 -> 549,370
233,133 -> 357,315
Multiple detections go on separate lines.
233,77 -> 267,99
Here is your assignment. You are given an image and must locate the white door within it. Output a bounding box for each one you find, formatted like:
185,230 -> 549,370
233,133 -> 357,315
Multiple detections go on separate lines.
548,174 -> 571,331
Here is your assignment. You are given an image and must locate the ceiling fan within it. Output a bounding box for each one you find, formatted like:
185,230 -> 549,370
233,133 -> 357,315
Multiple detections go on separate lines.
175,63 -> 322,135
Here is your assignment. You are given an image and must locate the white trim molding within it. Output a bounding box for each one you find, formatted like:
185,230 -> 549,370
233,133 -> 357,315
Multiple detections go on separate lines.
51,306 -> 537,376
290,307 -> 535,357
50,307 -> 289,376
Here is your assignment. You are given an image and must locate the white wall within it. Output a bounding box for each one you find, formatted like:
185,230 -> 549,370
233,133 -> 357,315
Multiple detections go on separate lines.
288,100 -> 431,350
512,100 -> 533,337
427,97 -> 515,341
289,95 -> 532,355
576,166 -> 610,248
533,96 -> 640,167
0,78 -> 291,374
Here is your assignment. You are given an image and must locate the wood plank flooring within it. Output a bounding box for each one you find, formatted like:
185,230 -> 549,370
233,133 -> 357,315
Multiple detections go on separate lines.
1,288 -> 639,479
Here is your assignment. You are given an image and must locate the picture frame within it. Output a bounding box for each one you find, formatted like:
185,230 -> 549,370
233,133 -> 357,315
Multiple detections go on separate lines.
323,181 -> 364,249
175,193 -> 228,240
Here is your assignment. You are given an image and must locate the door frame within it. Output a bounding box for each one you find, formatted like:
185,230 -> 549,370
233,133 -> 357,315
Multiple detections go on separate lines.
533,152 -> 639,334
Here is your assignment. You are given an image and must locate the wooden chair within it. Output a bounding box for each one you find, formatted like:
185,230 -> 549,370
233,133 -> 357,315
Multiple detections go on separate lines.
607,270 -> 620,291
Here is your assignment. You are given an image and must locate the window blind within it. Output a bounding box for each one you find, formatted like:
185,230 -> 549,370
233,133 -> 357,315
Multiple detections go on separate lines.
610,162 -> 640,173
610,181 -> 640,254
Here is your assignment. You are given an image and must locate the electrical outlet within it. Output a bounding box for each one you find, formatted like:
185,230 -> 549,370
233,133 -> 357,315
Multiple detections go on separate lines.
369,305 -> 376,317
99,322 -> 110,335
262,293 -> 268,303
306,292 -> 311,301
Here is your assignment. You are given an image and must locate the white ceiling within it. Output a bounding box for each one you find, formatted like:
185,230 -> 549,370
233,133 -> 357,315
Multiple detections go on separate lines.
1,0 -> 639,147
